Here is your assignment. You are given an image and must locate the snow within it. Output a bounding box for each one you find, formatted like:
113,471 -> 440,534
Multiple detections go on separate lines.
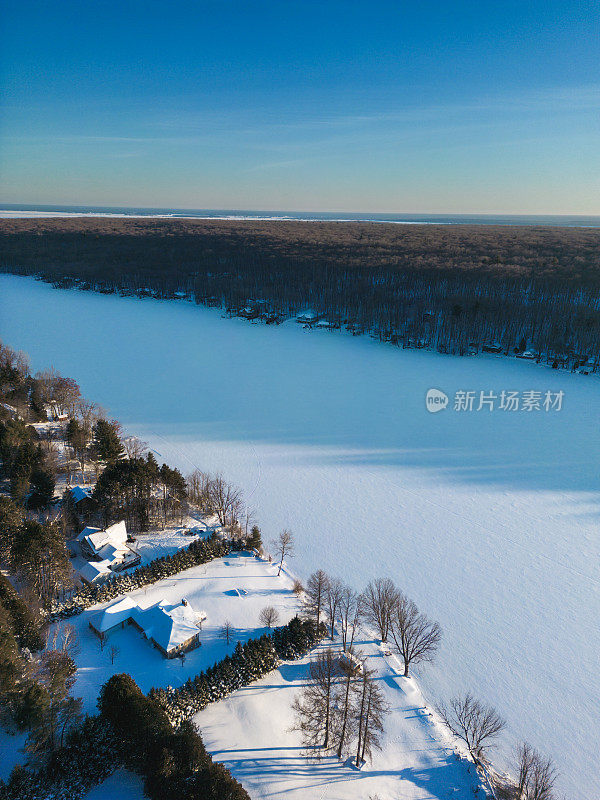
195,640 -> 483,800
58,551 -> 300,712
89,596 -> 139,633
131,598 -> 200,654
1,274 -> 598,798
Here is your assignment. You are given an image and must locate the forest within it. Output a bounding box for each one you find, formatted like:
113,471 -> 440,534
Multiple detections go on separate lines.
2,217 -> 600,369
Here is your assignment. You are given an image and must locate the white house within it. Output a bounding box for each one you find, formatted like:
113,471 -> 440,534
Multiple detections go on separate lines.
76,520 -> 140,583
89,597 -> 206,658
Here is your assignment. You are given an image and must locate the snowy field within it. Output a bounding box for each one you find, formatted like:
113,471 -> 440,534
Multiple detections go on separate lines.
196,640 -> 483,800
1,274 -> 598,798
60,551 -> 299,713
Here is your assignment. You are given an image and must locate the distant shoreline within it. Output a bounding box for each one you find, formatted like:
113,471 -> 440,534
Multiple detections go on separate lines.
1,205 -> 600,228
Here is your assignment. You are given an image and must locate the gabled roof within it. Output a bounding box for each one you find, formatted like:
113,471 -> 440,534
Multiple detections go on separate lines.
77,520 -> 128,558
80,560 -> 112,584
96,542 -> 129,562
71,486 -> 92,503
133,600 -> 201,652
89,596 -> 137,632
77,526 -> 102,542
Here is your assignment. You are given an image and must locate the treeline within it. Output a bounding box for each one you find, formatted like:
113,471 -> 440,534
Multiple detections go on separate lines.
2,217 -> 600,368
151,615 -> 325,725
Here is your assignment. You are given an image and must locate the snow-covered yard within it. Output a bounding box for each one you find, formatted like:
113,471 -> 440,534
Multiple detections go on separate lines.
195,640 -> 483,800
64,551 -> 300,712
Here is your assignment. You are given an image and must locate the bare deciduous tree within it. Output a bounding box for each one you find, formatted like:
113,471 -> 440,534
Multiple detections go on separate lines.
515,742 -> 557,800
123,436 -> 148,459
220,619 -> 234,646
388,592 -> 441,677
259,605 -> 279,628
362,578 -> 399,643
272,529 -> 294,577
335,654 -> 361,759
354,666 -> 388,767
437,693 -> 506,763
325,577 -> 343,640
210,474 -> 244,530
339,584 -> 363,652
108,644 -> 120,665
292,648 -> 339,754
306,569 -> 330,629
186,469 -> 213,512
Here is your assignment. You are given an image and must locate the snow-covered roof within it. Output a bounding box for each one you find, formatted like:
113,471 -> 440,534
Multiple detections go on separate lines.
77,520 -> 128,557
89,596 -> 138,632
80,560 -> 112,584
133,599 -> 201,653
105,520 -> 128,545
76,526 -> 102,542
70,485 -> 92,503
96,541 -> 129,563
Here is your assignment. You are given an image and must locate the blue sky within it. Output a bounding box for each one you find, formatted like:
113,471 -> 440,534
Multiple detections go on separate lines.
1,1 -> 598,213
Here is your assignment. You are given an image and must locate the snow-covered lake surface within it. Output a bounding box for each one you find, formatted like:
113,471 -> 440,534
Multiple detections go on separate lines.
1,274 -> 598,799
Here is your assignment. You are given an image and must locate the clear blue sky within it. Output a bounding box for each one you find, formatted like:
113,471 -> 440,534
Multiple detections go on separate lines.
1,1 -> 598,213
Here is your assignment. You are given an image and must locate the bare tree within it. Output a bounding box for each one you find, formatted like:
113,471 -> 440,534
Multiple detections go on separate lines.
335,654 -> 361,759
437,693 -> 506,763
259,605 -> 279,628
388,592 -> 441,677
362,578 -> 399,642
292,648 -> 339,754
220,619 -> 234,646
339,584 -> 363,651
292,579 -> 304,596
108,644 -> 120,665
272,529 -> 294,577
515,742 -> 557,800
354,667 -> 388,767
210,474 -> 244,529
306,569 -> 330,629
325,577 -> 343,640
123,436 -> 148,459
186,469 -> 213,512
53,622 -> 79,659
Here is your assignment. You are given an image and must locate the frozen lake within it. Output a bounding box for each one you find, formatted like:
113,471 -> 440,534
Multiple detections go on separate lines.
1,274 -> 598,798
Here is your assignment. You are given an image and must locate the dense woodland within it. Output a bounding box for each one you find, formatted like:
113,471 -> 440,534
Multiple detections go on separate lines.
2,217 -> 600,368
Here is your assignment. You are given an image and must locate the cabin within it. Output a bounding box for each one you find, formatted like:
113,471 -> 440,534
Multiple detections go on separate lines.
70,485 -> 95,514
89,597 -> 207,658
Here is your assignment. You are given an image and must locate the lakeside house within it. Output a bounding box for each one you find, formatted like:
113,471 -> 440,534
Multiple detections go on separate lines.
76,520 -> 140,584
89,596 -> 206,658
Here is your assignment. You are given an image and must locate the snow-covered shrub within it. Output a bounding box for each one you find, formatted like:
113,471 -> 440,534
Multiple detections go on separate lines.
150,615 -> 324,726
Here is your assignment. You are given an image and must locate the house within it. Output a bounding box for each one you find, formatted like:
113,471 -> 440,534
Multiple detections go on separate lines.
76,520 -> 140,583
89,597 -> 206,658
79,560 -> 113,584
77,520 -> 128,559
70,485 -> 95,514
296,311 -> 317,325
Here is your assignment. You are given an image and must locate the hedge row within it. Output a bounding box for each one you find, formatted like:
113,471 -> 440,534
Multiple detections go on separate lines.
150,615 -> 325,726
51,533 -> 234,619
